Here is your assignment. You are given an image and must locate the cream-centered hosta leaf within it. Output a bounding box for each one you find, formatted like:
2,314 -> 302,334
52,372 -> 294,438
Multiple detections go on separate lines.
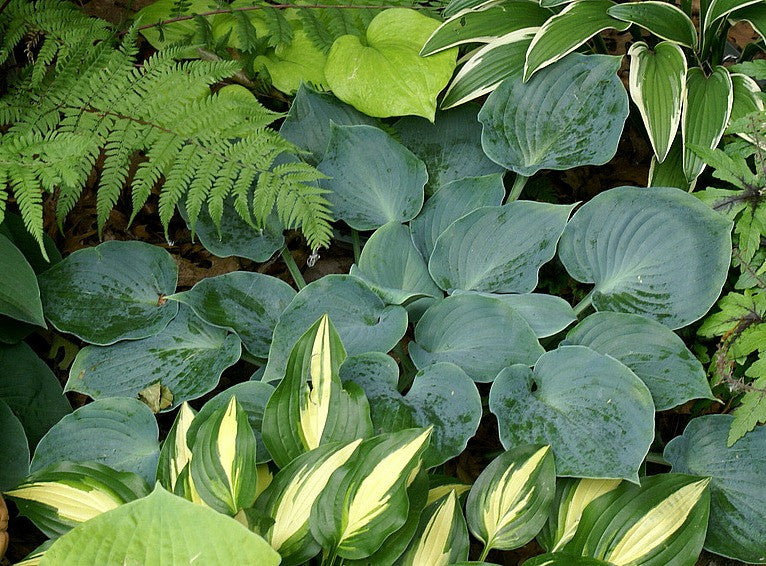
324,8 -> 457,120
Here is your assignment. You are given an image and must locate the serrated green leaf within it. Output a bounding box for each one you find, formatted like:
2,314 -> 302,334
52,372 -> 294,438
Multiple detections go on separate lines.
728,356 -> 766,445
607,2 -> 697,46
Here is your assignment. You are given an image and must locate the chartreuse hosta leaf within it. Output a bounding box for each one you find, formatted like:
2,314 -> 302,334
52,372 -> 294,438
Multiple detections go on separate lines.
310,427 -> 432,560
39,486 -> 280,566
399,490 -> 470,565
558,186 -> 732,329
0,234 -> 44,327
607,2 -> 697,46
5,462 -> 149,538
255,30 -> 328,95
561,474 -> 710,566
255,441 -> 362,565
466,445 -> 556,557
262,315 -> 373,468
38,241 -> 179,345
537,477 -> 622,552
628,42 -> 686,163
156,402 -> 196,493
188,397 -> 258,515
524,0 -> 630,80
665,414 -> 766,563
682,67 -> 733,183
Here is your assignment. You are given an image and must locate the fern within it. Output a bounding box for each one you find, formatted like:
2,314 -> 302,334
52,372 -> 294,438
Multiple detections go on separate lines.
0,0 -> 332,253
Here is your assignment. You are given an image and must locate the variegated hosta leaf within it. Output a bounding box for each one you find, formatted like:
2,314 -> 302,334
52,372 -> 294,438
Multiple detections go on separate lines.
703,0 -> 763,32
729,73 -> 765,144
562,474 -> 710,566
523,554 -> 615,565
628,42 -> 686,163
156,402 -> 196,493
537,477 -> 622,552
188,396 -> 258,515
5,462 -> 150,538
310,427 -> 432,560
466,445 -> 555,554
262,314 -> 373,468
607,1 -> 697,46
255,440 -> 362,565
399,490 -> 470,565
427,481 -> 472,506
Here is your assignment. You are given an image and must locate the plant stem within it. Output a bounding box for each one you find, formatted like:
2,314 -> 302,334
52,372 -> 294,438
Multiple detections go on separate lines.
593,34 -> 609,55
507,173 -> 528,202
281,246 -> 306,290
351,229 -> 361,264
572,289 -> 594,318
645,452 -> 672,467
478,543 -> 491,562
393,341 -> 418,391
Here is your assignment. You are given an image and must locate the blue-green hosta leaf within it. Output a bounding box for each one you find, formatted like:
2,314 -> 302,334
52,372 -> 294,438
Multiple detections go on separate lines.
169,271 -> 295,360
262,315 -> 373,468
350,223 -> 441,305
263,275 -> 408,382
489,346 -> 654,482
410,174 -> 506,260
562,312 -> 713,411
628,42 -> 687,163
189,397 -> 258,515
157,403 -> 196,493
728,73 -> 765,144
703,0 -> 762,31
66,305 -> 241,410
481,53 -> 628,175
607,2 -> 697,46
310,427 -> 432,559
537,477 -> 622,552
279,83 -> 377,164
682,67 -> 733,183
0,212 -> 61,275
399,490 -> 470,565
441,29 -> 534,109
0,233 -> 44,327
393,106 -> 505,195
421,0 -> 549,55
5,462 -> 150,538
324,8 -> 457,120
562,474 -> 710,566
38,241 -> 179,345
31,398 -> 160,484
428,201 -> 574,293
0,342 -> 71,448
318,124 -> 426,231
0,399 -> 29,491
558,185 -> 732,329
341,355 -> 481,467
466,445 -> 556,552
39,486 -> 281,566
409,294 -> 544,382
256,440 -> 362,565
524,0 -> 630,79
664,414 -> 766,563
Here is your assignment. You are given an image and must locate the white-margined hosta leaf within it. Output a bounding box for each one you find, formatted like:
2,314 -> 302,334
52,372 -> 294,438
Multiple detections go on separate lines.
399,490 -> 470,565
523,554 -> 615,565
728,73 -> 765,144
262,314 -> 373,468
255,440 -> 362,565
5,462 -> 150,538
188,396 -> 258,515
607,2 -> 697,46
310,427 -> 432,560
562,474 -> 710,566
537,477 -> 622,552
156,402 -> 196,493
466,445 -> 555,555
703,0 -> 762,32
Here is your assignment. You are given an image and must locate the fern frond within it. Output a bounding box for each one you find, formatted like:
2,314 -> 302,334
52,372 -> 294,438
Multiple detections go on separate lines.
184,152 -> 222,236
260,7 -> 294,49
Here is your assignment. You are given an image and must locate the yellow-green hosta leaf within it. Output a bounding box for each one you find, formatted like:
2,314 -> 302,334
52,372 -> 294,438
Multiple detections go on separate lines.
607,2 -> 697,46
254,30 -> 328,95
537,477 -> 622,552
189,397 -> 258,515
5,462 -> 149,538
427,482 -> 472,506
156,402 -> 196,493
563,474 -> 710,566
466,445 -> 555,554
310,427 -> 432,559
399,490 -> 470,565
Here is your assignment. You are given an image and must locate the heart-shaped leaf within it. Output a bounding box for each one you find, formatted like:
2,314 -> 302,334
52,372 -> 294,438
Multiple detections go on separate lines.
429,201 -> 574,293
170,271 -> 295,360
477,293 -> 577,338
409,294 -> 543,382
66,305 -> 242,410
324,8 -> 457,120
263,275 -> 408,382
254,30 -> 328,95
39,241 -> 179,345
562,312 -> 713,410
557,185 -> 732,329
0,234 -> 44,327
318,124 -> 427,231
479,53 -> 629,176
341,354 -> 481,467
489,346 -> 654,482
0,400 -> 29,491
31,398 -> 160,484
607,2 -> 697,46
664,414 -> 766,563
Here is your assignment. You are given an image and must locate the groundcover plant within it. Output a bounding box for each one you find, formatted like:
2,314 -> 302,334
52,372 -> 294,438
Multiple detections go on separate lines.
1,0 -> 766,565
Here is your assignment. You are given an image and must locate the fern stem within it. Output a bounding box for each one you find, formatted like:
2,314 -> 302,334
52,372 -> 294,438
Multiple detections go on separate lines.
0,0 -> 12,16
281,246 -> 307,290
351,229 -> 361,264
